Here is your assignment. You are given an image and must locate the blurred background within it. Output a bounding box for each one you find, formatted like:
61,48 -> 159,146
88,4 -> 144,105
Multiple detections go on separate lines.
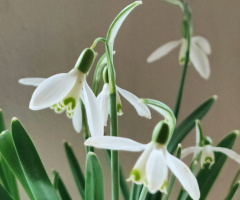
0,0 -> 240,199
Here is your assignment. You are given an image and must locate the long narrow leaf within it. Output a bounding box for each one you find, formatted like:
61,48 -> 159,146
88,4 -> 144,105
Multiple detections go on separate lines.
64,142 -> 85,199
85,152 -> 104,200
185,131 -> 239,200
52,170 -> 72,200
0,130 -> 34,199
0,184 -> 14,200
168,95 -> 216,154
225,182 -> 240,200
11,118 -> 59,200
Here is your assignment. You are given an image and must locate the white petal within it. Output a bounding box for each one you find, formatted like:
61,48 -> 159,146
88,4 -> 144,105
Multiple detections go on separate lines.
190,42 -> 210,79
72,101 -> 82,133
128,143 -> 154,184
82,81 -> 104,137
116,86 -> 151,119
192,36 -> 211,55
97,84 -> 110,126
147,40 -> 181,63
19,78 -> 45,87
179,39 -> 187,65
166,152 -> 200,200
146,149 -> 168,194
211,147 -> 240,164
181,147 -> 202,159
29,69 -> 78,110
84,136 -> 146,151
201,145 -> 215,168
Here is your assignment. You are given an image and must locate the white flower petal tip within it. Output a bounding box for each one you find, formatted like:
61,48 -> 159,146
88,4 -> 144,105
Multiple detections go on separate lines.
19,78 -> 46,87
84,136 -> 146,152
192,36 -> 211,55
147,40 -> 181,63
116,86 -> 151,119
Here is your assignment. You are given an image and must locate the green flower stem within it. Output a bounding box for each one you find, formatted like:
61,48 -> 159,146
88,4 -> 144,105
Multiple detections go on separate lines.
139,186 -> 148,200
174,3 -> 191,119
90,37 -> 106,50
105,43 -> 119,200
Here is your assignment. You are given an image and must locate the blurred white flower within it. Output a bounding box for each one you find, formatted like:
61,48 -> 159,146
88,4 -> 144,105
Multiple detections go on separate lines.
181,120 -> 240,168
147,36 -> 211,79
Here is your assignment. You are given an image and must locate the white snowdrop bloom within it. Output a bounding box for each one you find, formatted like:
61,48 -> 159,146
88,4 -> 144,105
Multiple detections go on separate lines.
97,82 -> 151,126
19,48 -> 104,136
147,36 -> 211,79
85,121 -> 200,200
181,120 -> 240,168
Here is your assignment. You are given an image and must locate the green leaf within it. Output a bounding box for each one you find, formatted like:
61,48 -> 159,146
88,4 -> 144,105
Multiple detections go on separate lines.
85,152 -> 104,200
11,118 -> 59,200
0,109 -> 6,132
168,95 -> 216,154
225,182 -> 240,200
0,130 -> 34,199
106,1 -> 142,58
0,157 -> 19,200
64,141 -> 85,199
92,53 -> 107,96
52,170 -> 72,200
185,131 -> 239,200
0,184 -> 14,200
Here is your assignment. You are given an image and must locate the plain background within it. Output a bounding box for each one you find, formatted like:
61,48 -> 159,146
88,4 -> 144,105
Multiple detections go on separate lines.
0,0 -> 240,199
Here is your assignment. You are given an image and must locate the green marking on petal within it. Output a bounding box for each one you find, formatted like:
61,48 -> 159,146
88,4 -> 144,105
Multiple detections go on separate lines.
63,97 -> 76,110
160,179 -> 168,191
130,169 -> 141,181
117,104 -> 123,115
180,57 -> 185,63
205,157 -> 213,163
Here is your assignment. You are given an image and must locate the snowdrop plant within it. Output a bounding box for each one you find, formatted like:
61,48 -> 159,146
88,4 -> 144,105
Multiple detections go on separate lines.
182,120 -> 240,168
0,1 -> 239,200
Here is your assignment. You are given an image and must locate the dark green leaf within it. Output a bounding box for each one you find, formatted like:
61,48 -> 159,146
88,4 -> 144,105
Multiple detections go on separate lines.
0,184 -> 14,200
0,109 -> 6,132
85,152 -> 104,200
168,96 -> 216,154
52,170 -> 72,200
185,131 -> 238,200
225,182 -> 239,200
11,118 -> 59,200
0,130 -> 34,199
64,142 -> 85,199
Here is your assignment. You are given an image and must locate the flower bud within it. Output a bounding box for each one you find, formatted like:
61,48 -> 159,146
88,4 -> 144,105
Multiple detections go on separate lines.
75,48 -> 95,73
152,121 -> 170,145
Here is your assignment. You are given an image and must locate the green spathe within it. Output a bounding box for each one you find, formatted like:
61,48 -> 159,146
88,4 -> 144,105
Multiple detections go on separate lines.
152,121 -> 170,145
75,48 -> 95,74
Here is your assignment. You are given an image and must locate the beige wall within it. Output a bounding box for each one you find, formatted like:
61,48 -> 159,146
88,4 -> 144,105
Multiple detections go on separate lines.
0,0 -> 240,199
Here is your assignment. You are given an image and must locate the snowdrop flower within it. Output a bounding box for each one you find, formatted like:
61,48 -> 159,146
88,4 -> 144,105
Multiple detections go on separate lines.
147,36 -> 211,79
19,48 -> 104,136
85,121 -> 200,200
97,68 -> 151,126
181,120 -> 240,168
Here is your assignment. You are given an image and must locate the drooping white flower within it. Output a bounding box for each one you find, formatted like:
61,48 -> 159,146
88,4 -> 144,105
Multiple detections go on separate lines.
181,120 -> 240,168
85,121 -> 200,200
19,48 -> 104,136
147,36 -> 211,79
97,83 -> 151,126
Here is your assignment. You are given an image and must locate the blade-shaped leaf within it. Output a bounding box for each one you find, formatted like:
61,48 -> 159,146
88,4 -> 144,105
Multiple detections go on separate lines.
52,170 -> 72,200
0,184 -> 14,200
225,182 -> 239,200
168,95 -> 216,154
11,118 -> 59,200
0,109 -> 6,132
85,152 -> 104,200
106,1 -> 142,58
185,131 -> 239,200
64,141 -> 85,199
0,130 -> 34,199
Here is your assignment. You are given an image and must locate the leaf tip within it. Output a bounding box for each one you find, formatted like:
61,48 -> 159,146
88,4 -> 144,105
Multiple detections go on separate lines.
212,95 -> 218,100
233,130 -> 240,136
